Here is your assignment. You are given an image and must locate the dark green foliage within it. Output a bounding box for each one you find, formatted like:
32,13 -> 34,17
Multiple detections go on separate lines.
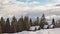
35,17 -> 39,26
6,18 -> 10,33
0,14 -> 55,33
52,18 -> 55,25
36,17 -> 39,25
23,16 -> 30,30
30,18 -> 33,26
0,17 -> 6,33
11,16 -> 17,33
40,14 -> 48,28
17,16 -> 24,32
0,20 -> 2,33
52,18 -> 55,28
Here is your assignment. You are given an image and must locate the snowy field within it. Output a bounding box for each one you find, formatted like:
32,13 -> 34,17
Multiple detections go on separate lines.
3,28 -> 60,34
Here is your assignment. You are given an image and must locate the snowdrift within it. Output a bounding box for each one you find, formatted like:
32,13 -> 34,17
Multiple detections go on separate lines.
3,28 -> 60,34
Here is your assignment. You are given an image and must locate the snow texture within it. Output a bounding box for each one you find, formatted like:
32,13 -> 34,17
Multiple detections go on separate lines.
29,26 -> 40,30
43,25 -> 48,29
3,28 -> 60,34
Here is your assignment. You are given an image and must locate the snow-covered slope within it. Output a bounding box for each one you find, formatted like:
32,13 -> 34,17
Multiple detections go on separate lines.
3,28 -> 60,34
39,28 -> 60,34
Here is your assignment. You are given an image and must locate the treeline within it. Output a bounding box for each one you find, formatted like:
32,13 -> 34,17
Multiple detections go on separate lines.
0,14 -> 55,33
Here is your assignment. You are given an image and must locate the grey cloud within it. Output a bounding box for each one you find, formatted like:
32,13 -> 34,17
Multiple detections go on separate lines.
0,0 -> 60,21
55,4 -> 60,6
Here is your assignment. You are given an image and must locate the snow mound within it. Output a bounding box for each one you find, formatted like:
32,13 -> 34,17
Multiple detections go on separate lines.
29,26 -> 40,30
3,28 -> 60,34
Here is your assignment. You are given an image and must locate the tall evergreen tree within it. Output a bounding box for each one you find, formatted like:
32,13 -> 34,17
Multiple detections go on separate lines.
52,18 -> 55,25
52,18 -> 55,28
0,17 -> 6,33
34,21 -> 37,26
11,16 -> 17,33
0,20 -> 2,33
6,18 -> 10,33
40,14 -> 48,28
36,17 -> 39,26
23,16 -> 30,30
17,16 -> 24,32
30,18 -> 33,26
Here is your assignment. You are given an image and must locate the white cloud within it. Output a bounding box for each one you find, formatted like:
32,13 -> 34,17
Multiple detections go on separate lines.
46,15 -> 57,19
0,0 -> 60,20
0,0 -> 41,18
45,15 -> 60,21
55,0 -> 60,3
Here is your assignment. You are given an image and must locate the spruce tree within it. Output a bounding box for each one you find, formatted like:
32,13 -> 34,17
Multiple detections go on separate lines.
11,16 -> 17,33
17,16 -> 24,32
40,14 -> 48,28
6,18 -> 10,33
0,20 -> 2,33
30,18 -> 33,26
34,21 -> 37,26
34,17 -> 39,26
23,16 -> 30,30
52,18 -> 55,28
52,18 -> 55,25
0,17 -> 6,33
36,17 -> 39,26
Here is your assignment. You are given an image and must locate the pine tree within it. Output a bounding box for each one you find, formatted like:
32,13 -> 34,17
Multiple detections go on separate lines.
11,16 -> 17,33
17,16 -> 24,32
40,14 -> 48,28
36,17 -> 39,26
30,18 -> 33,26
0,20 -> 2,33
6,18 -> 10,33
23,16 -> 30,30
52,18 -> 55,28
52,18 -> 55,25
0,17 -> 6,33
34,21 -> 37,26
34,17 -> 39,26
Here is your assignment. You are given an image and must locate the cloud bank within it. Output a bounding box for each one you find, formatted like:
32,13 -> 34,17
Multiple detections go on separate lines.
0,0 -> 60,21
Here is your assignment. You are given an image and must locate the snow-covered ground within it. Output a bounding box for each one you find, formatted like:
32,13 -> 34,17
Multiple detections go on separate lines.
3,28 -> 60,34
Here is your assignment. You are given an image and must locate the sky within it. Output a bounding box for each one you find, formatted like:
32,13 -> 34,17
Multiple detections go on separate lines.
0,0 -> 60,21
